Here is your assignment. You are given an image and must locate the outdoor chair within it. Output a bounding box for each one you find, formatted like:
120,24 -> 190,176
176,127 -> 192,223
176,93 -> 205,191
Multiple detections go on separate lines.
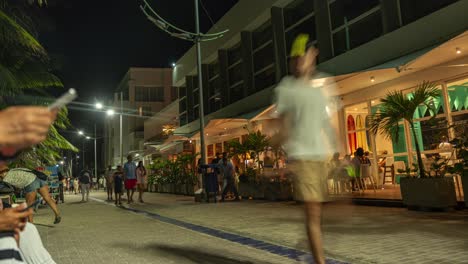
360,164 -> 376,193
383,164 -> 394,185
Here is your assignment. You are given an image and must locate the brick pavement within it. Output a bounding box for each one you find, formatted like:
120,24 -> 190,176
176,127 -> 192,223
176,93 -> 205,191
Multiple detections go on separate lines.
33,194 -> 300,264
88,191 -> 468,264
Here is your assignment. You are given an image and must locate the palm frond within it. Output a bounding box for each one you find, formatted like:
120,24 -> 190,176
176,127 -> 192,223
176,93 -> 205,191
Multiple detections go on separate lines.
0,10 -> 46,58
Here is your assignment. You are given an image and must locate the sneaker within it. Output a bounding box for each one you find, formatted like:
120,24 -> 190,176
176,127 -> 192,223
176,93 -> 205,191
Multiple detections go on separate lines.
54,216 -> 61,224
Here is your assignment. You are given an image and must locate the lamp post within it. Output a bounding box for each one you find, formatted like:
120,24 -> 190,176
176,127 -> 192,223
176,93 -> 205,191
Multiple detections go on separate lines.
106,107 -> 122,166
140,0 -> 228,167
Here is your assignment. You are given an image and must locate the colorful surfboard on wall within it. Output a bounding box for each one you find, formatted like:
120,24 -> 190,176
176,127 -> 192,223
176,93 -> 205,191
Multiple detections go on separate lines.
356,115 -> 368,151
347,115 -> 357,154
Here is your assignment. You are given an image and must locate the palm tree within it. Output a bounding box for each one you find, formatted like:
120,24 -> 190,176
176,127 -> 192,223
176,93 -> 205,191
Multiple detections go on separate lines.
1,0 -> 77,166
367,81 -> 440,178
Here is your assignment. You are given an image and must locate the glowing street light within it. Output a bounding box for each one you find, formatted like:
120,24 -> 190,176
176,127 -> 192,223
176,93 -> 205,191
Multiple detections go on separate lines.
106,109 -> 115,116
86,136 -> 91,140
59,161 -> 64,165
78,130 -> 84,135
95,102 -> 103,109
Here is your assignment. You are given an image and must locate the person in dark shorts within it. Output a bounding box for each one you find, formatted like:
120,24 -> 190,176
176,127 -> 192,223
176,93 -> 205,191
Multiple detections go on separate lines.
113,165 -> 124,206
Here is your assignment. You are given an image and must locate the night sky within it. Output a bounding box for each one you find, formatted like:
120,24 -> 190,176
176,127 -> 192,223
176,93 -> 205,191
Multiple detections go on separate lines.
37,0 -> 238,166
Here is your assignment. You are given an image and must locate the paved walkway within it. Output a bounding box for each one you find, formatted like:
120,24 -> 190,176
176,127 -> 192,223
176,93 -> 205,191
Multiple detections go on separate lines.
34,191 -> 468,264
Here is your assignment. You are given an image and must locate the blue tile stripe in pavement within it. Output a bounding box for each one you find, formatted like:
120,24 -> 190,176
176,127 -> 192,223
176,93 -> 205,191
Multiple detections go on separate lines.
91,198 -> 347,264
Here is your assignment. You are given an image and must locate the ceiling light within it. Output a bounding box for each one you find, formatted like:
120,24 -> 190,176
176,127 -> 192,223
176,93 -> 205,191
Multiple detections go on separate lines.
456,47 -> 461,54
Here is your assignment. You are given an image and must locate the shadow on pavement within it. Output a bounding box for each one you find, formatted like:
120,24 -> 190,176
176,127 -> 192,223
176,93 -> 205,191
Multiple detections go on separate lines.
111,242 -> 270,264
152,245 -> 261,264
33,223 -> 54,228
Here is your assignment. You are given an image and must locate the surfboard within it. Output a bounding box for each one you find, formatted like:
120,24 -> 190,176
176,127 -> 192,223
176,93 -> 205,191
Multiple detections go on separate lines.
347,115 -> 357,154
356,115 -> 368,151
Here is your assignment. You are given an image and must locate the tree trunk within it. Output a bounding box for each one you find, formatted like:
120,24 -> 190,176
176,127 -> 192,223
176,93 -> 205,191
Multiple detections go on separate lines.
410,122 -> 426,177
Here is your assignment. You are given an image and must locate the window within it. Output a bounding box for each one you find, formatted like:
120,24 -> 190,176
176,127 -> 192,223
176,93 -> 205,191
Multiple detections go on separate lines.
230,83 -> 244,104
253,42 -> 275,73
329,0 -> 383,56
398,0 -> 459,26
447,79 -> 468,113
252,21 -> 273,49
228,44 -> 242,65
369,101 -> 410,168
209,76 -> 221,97
208,62 -> 220,78
228,63 -> 243,86
254,66 -> 276,92
193,106 -> 199,120
135,86 -> 165,102
171,87 -> 178,102
138,106 -> 152,117
447,78 -> 468,141
193,89 -> 200,106
284,0 -> 315,29
207,144 -> 214,157
209,96 -> 222,113
329,0 -> 380,30
179,113 -> 188,126
349,11 -> 382,49
179,86 -> 187,98
179,97 -> 187,113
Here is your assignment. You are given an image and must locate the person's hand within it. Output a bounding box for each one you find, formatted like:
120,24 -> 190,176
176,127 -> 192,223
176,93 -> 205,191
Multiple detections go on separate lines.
0,203 -> 32,232
0,106 -> 56,151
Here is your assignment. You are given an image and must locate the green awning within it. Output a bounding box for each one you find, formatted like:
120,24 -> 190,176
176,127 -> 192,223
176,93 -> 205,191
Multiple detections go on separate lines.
236,106 -> 270,120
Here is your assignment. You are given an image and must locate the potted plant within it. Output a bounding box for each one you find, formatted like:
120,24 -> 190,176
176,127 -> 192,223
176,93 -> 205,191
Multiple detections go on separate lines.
229,131 -> 270,199
368,81 -> 457,210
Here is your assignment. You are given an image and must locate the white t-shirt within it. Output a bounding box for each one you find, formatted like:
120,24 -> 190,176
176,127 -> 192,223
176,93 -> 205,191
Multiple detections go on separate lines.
274,74 -> 340,160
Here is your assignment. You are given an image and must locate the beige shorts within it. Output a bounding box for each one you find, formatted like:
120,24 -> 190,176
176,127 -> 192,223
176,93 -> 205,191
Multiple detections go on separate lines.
289,160 -> 329,202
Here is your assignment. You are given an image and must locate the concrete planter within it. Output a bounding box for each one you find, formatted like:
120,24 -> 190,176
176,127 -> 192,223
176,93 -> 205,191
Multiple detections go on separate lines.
264,182 -> 293,201
461,169 -> 468,207
400,177 -> 457,210
238,182 -> 264,199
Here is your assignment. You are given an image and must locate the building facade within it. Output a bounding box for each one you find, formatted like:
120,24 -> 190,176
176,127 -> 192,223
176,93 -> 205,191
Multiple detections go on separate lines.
168,0 -> 467,189
104,67 -> 177,167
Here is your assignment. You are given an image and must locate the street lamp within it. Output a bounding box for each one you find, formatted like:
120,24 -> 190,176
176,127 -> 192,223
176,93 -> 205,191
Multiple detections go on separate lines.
106,109 -> 115,116
95,102 -> 103,109
86,136 -> 91,140
140,0 -> 228,168
78,130 -> 84,135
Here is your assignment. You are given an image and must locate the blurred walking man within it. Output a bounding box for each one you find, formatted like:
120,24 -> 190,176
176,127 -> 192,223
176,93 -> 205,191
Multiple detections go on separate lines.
273,34 -> 339,264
